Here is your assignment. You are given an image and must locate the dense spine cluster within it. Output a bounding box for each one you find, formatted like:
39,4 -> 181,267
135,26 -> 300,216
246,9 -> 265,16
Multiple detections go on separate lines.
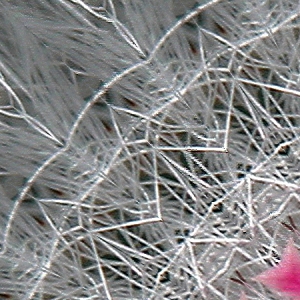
1,1 -> 300,299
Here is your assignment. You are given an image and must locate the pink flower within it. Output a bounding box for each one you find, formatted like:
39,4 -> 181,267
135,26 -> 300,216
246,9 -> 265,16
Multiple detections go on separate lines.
253,238 -> 300,299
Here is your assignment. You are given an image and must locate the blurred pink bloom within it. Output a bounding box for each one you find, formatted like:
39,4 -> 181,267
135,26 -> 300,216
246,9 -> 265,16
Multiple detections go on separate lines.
253,238 -> 300,299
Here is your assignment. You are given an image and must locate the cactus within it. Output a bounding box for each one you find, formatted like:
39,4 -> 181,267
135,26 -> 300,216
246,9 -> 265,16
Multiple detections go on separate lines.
1,1 -> 300,299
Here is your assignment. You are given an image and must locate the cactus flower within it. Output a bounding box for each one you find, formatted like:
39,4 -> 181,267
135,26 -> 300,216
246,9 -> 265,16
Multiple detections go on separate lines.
254,239 -> 300,299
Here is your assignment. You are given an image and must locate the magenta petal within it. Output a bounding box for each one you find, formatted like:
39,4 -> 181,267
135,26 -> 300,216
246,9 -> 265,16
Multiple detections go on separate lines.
254,239 -> 300,297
